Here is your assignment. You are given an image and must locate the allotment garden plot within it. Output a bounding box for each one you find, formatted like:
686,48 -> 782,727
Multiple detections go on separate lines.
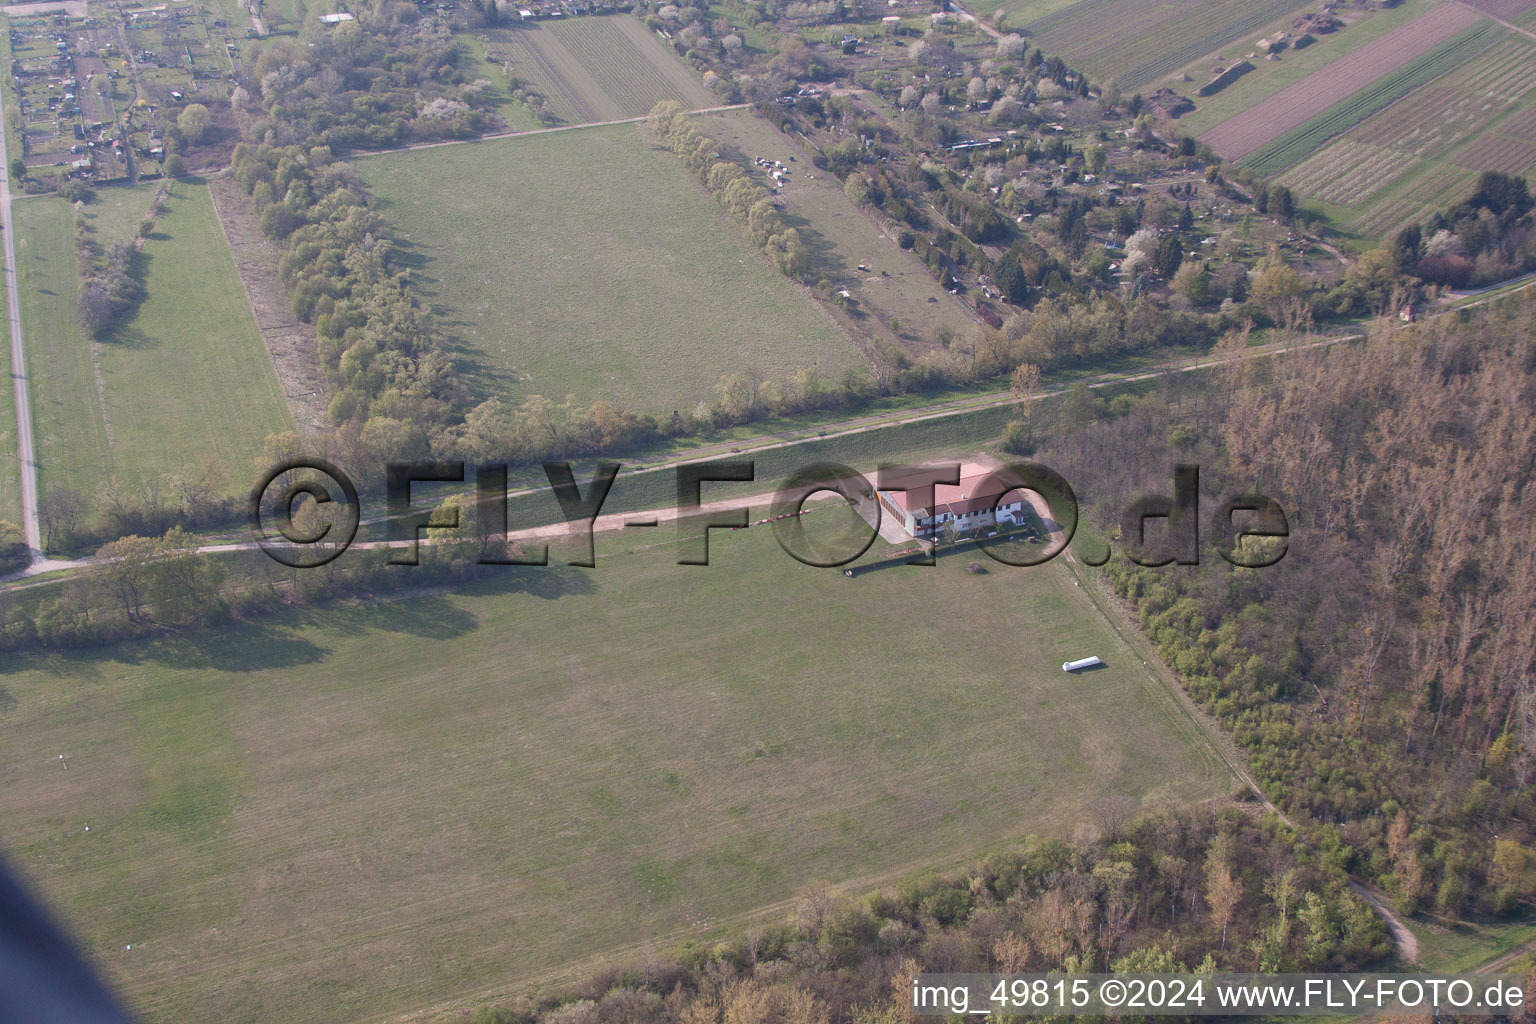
356,122 -> 860,413
479,14 -> 716,123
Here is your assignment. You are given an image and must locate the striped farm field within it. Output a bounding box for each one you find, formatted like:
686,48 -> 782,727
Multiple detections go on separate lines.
1348,161 -> 1479,237
1495,101 -> 1536,143
1280,32 -> 1536,237
482,15 -> 715,123
1241,19 -> 1503,174
1278,139 -> 1421,206
1200,2 -> 1486,160
1332,37 -> 1536,157
1020,0 -> 1309,90
1460,0 -> 1536,17
1453,134 -> 1536,173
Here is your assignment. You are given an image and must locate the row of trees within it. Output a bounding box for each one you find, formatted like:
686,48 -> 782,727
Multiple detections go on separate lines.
647,101 -> 810,278
0,517 -> 591,651
447,805 -> 1397,1024
230,141 -> 470,435
71,184 -> 168,337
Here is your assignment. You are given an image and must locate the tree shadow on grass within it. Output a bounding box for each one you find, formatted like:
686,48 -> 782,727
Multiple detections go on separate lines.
777,205 -> 843,277
387,235 -> 433,275
137,621 -> 333,673
104,324 -> 161,351
0,619 -> 333,678
284,564 -> 598,644
297,592 -> 480,641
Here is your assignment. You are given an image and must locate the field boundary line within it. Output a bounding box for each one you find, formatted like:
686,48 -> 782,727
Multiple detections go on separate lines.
1454,0 -> 1536,43
347,104 -> 749,161
0,21 -> 43,564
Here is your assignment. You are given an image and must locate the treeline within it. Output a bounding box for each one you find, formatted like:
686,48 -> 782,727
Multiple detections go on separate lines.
444,805 -> 1391,1024
230,141 -> 470,435
37,457 -> 240,557
648,101 -> 809,279
1393,171 -> 1536,291
1038,294 -> 1536,921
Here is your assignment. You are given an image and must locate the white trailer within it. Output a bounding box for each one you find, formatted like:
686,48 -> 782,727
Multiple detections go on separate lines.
1062,656 -> 1102,672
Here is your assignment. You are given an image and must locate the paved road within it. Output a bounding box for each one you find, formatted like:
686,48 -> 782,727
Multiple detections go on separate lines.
0,81 -> 43,563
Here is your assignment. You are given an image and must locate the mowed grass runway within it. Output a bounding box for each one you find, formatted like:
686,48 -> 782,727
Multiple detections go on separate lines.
13,180 -> 291,502
0,526 -> 1232,1023
358,123 -> 861,413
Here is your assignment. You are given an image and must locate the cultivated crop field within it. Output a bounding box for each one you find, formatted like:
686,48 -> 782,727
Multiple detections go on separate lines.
1347,162 -> 1480,239
1276,32 -> 1536,238
1350,37 -> 1536,157
0,523 -> 1233,1023
1497,99 -> 1536,143
356,123 -> 860,413
1019,0 -> 1310,90
1172,0 -> 1444,136
1199,3 -> 1487,161
1454,134 -> 1536,173
1242,20 -> 1502,175
1278,139 -> 1421,207
1461,0 -> 1536,17
14,182 -> 291,503
695,109 -> 978,354
482,15 -> 716,124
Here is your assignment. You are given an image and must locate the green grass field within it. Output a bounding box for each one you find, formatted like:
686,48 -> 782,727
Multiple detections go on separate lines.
1412,915 -> 1536,972
14,181 -> 292,504
356,122 -> 862,414
695,109 -> 979,352
0,522 -> 1233,1024
992,0 -> 1080,25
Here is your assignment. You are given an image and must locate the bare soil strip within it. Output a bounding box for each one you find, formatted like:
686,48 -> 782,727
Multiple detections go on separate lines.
207,174 -> 330,432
